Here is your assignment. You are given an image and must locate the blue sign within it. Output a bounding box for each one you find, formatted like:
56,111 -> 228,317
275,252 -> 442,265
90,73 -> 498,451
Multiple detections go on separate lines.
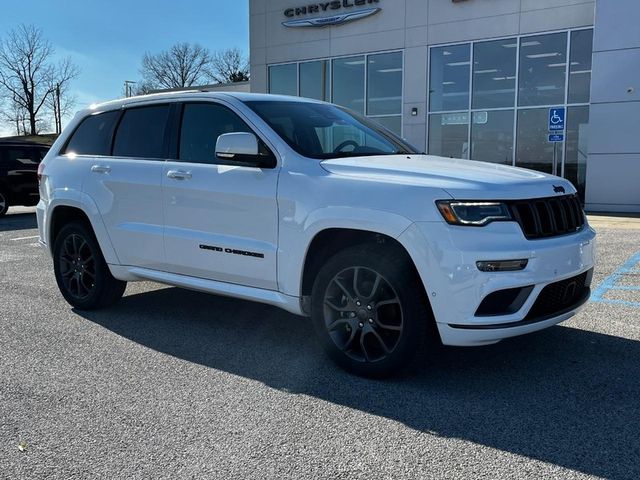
548,107 -> 565,131
548,133 -> 564,143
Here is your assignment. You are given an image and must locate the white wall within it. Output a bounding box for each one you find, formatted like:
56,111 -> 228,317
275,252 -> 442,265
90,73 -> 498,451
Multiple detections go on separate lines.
250,0 -> 594,150
585,0 -> 640,212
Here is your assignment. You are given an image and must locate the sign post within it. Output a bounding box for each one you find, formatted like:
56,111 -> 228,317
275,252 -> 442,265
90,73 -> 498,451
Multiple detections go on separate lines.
548,107 -> 566,176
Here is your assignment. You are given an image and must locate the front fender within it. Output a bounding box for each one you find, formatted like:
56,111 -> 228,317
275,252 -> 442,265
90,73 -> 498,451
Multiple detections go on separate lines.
277,206 -> 414,297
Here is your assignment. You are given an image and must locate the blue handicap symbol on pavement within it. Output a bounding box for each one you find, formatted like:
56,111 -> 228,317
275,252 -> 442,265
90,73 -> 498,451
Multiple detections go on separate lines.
591,251 -> 640,308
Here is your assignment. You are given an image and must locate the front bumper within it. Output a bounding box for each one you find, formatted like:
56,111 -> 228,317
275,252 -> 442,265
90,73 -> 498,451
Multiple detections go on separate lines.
398,220 -> 596,346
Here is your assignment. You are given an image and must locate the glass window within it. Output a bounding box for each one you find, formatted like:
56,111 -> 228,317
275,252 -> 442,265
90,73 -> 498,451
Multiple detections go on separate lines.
245,100 -> 416,159
179,103 -> 252,164
428,113 -> 469,158
565,106 -> 589,200
471,110 -> 514,165
518,33 -> 568,107
37,148 -> 48,161
568,30 -> 593,104
63,110 -> 119,156
429,44 -> 470,112
371,116 -> 402,136
472,38 -> 517,109
516,108 -> 555,174
113,105 -> 170,159
6,147 -> 36,165
367,52 -> 402,115
299,60 -> 330,101
332,56 -> 365,113
269,64 -> 297,96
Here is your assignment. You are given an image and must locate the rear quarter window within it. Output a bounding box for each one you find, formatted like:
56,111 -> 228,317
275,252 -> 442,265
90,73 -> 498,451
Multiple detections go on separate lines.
63,110 -> 120,156
113,105 -> 170,159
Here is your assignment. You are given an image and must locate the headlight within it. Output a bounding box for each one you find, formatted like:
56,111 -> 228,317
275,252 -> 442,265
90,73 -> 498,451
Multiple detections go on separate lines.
436,201 -> 512,226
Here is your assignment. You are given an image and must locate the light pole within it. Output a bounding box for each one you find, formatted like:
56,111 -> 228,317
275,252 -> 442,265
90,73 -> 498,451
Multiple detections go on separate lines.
124,80 -> 137,98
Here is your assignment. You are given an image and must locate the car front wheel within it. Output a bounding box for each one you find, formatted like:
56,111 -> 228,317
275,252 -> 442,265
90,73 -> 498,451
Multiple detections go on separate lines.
53,222 -> 126,310
311,244 -> 430,377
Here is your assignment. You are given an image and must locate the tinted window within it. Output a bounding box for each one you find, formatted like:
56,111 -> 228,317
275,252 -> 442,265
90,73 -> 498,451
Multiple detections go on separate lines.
332,56 -> 365,113
367,52 -> 402,115
429,44 -> 470,112
518,33 -> 567,107
269,64 -> 297,96
64,111 -> 119,156
470,110 -> 514,165
113,105 -> 170,159
37,148 -> 49,162
299,60 -> 330,101
6,147 -> 38,166
428,113 -> 469,159
472,38 -> 517,109
568,29 -> 593,104
179,103 -> 253,164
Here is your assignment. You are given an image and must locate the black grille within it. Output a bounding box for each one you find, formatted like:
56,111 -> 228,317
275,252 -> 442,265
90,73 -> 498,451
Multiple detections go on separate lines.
525,269 -> 592,320
509,194 -> 585,239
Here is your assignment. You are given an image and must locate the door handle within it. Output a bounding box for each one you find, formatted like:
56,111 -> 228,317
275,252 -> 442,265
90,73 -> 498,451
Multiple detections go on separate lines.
91,165 -> 111,174
166,169 -> 192,180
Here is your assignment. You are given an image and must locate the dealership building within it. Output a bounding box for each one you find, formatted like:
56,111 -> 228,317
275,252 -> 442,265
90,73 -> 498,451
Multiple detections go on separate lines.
248,0 -> 640,212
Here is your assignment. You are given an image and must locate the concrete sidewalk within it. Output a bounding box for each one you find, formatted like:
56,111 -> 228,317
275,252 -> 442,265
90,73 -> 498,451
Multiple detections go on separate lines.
587,213 -> 640,229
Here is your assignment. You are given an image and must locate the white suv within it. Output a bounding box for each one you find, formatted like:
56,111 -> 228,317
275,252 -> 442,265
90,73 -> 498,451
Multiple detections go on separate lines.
37,92 -> 595,376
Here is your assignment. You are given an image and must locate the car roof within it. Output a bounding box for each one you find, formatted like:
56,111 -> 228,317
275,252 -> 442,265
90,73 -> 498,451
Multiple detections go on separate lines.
0,141 -> 50,148
82,91 -> 324,116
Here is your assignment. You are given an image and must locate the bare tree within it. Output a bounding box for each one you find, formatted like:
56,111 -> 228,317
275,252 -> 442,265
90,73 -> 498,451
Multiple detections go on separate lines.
0,25 -> 55,135
140,43 -> 213,90
46,57 -> 79,134
1,94 -> 29,135
209,47 -> 249,84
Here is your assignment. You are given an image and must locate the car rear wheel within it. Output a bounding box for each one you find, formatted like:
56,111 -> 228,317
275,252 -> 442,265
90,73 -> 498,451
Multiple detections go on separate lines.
53,222 -> 126,310
311,244 -> 430,377
0,191 -> 8,217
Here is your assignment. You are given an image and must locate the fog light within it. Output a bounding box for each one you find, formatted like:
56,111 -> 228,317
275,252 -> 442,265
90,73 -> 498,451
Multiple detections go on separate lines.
476,259 -> 528,272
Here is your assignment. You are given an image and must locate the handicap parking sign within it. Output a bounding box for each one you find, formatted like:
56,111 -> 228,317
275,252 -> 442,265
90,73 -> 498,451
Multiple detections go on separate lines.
548,107 -> 565,131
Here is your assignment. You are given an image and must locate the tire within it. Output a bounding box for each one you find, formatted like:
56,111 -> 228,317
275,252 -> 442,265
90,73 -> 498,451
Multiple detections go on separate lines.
53,222 -> 127,310
311,243 -> 430,377
0,190 -> 9,217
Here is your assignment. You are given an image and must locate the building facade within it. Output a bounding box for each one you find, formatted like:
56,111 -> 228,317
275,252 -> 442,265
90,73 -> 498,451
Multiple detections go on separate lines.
249,0 -> 640,212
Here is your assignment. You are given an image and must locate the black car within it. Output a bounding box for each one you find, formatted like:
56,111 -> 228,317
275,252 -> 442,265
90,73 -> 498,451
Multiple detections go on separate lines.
0,141 -> 49,217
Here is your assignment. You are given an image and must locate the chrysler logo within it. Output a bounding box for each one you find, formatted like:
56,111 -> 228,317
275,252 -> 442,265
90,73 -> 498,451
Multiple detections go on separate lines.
283,0 -> 381,28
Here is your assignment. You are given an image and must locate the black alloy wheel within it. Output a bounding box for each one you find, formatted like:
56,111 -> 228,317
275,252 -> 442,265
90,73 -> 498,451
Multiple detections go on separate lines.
53,223 -> 127,310
58,233 -> 97,300
323,266 -> 404,363
312,244 -> 430,377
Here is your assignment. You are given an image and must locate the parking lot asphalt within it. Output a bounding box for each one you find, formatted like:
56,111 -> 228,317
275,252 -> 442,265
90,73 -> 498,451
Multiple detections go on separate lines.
1,207 -> 639,480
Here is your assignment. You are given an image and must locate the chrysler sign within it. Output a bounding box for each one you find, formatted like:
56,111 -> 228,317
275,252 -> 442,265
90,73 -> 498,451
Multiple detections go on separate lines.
283,0 -> 381,27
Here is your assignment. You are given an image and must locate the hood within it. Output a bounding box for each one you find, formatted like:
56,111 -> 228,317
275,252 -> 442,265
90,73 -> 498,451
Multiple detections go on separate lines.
320,154 -> 576,200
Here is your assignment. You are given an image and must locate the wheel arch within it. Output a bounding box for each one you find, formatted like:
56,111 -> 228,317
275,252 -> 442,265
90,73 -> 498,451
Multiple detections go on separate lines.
301,229 -> 405,295
48,198 -> 120,265
299,227 -> 434,322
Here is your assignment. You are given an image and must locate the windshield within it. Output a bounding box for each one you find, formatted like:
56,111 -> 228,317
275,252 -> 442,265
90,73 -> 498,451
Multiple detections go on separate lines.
244,100 -> 418,159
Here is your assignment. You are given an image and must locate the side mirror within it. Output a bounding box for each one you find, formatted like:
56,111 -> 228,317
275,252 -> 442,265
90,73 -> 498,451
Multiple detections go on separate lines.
216,132 -> 258,160
215,132 -> 276,168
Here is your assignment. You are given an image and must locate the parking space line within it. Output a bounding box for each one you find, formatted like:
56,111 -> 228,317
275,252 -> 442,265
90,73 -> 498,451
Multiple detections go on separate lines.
10,235 -> 40,241
592,251 -> 640,308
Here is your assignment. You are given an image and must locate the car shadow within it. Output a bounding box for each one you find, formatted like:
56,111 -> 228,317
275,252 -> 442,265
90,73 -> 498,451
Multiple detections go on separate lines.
77,286 -> 640,479
0,212 -> 38,232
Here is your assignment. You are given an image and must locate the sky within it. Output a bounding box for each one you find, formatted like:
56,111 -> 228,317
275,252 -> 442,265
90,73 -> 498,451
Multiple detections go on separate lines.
0,0 -> 249,134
